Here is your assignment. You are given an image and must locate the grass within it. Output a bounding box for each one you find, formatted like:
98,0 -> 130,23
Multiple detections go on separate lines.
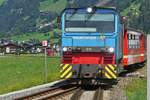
9,32 -> 60,43
10,32 -> 53,42
0,0 -> 5,6
39,0 -> 67,12
125,78 -> 147,100
0,55 -> 60,94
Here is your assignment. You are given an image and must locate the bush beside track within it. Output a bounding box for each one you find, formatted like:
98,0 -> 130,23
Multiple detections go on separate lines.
0,55 -> 60,94
125,78 -> 146,100
125,64 -> 147,100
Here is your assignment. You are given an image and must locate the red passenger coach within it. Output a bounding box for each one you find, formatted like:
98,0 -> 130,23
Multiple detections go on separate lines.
123,28 -> 146,68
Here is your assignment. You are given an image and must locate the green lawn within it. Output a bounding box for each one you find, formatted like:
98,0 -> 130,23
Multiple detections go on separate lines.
0,0 -> 5,6
125,78 -> 147,100
9,32 -> 60,43
40,0 -> 67,12
0,55 -> 60,94
10,32 -> 53,41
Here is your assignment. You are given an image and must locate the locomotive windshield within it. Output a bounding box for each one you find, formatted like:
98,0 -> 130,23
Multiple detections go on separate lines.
65,13 -> 115,33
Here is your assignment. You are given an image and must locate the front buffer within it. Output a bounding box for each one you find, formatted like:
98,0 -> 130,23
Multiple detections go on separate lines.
60,64 -> 117,80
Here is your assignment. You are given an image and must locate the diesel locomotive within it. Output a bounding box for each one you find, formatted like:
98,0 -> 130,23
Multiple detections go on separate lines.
58,7 -> 146,84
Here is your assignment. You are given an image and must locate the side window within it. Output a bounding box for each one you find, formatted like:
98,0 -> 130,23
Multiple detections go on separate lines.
133,35 -> 135,40
135,35 -> 139,48
128,34 -> 140,49
133,35 -> 135,48
128,34 -> 132,48
128,34 -> 131,40
130,34 -> 132,39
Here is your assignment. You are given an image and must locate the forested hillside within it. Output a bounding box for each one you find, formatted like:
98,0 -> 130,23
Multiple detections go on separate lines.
0,0 -> 149,38
0,0 -> 99,37
114,0 -> 150,33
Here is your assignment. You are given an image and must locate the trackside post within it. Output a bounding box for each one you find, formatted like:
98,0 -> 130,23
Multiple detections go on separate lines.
42,40 -> 48,83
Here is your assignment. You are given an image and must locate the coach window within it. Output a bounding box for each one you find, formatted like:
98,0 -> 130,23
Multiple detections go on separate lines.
128,34 -> 139,49
134,35 -> 135,40
128,34 -> 130,39
130,34 -> 132,39
135,35 -> 138,48
135,35 -> 139,40
137,35 -> 140,48
133,35 -> 135,48
128,34 -> 131,49
128,34 -> 131,39
131,34 -> 134,48
134,35 -> 136,48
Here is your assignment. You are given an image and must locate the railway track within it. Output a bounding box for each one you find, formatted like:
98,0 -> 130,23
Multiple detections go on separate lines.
93,87 -> 104,100
15,84 -> 78,100
70,86 -> 105,100
15,82 -> 109,100
14,67 -> 143,100
70,87 -> 84,100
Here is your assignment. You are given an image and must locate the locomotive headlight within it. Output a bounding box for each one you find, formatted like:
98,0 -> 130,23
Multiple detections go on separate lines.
108,47 -> 114,53
87,7 -> 92,13
63,47 -> 67,52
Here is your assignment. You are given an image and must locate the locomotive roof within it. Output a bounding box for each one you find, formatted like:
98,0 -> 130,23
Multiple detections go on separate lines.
93,6 -> 117,10
127,30 -> 141,36
63,6 -> 117,10
127,28 -> 143,36
127,30 -> 143,36
61,6 -> 117,14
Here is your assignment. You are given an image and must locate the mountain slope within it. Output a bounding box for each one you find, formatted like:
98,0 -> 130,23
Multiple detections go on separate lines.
0,0 -> 149,38
40,0 -> 67,12
114,0 -> 150,33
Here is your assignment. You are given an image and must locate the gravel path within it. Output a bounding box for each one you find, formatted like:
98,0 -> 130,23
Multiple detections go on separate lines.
79,90 -> 95,100
56,93 -> 74,100
103,90 -> 111,100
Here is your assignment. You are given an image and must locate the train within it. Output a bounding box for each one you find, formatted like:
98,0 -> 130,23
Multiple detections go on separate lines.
58,7 -> 147,84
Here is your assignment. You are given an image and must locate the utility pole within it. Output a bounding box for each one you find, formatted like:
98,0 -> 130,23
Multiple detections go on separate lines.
42,40 -> 48,83
44,47 -> 48,83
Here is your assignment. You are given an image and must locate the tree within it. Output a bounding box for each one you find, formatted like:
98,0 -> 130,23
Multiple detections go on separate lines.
140,0 -> 150,33
0,0 -> 40,34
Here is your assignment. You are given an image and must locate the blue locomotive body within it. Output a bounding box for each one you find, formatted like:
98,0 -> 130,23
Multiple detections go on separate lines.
59,7 -> 123,81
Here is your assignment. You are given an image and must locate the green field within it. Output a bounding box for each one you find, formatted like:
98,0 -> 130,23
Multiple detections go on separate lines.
10,32 -> 53,41
9,32 -> 60,43
40,0 -> 67,12
125,78 -> 147,100
0,55 -> 147,97
0,0 -> 5,6
0,55 -> 60,94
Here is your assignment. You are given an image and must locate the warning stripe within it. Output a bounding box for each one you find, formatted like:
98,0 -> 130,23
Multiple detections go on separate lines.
65,72 -> 73,79
62,64 -> 69,70
60,64 -> 70,73
60,66 -> 72,78
108,64 -> 115,70
60,64 -> 63,67
63,69 -> 72,78
104,64 -> 117,79
105,72 -> 112,79
104,69 -> 115,79
104,70 -> 113,78
106,65 -> 116,76
105,67 -> 116,78
60,64 -> 72,79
